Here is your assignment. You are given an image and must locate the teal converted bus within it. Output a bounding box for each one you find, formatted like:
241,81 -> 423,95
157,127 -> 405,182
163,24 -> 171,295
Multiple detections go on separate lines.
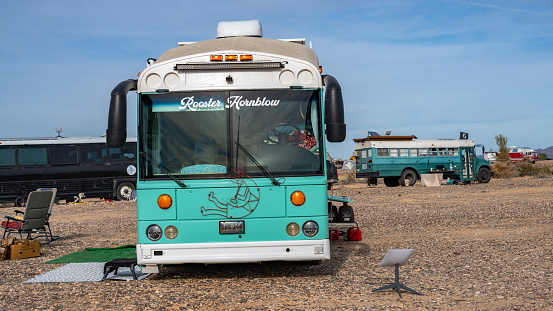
354,135 -> 492,187
105,21 -> 346,273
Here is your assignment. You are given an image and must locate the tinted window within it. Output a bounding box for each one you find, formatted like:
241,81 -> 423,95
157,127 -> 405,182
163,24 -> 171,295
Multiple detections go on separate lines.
80,145 -> 108,163
109,144 -> 137,163
231,90 -> 323,176
0,148 -> 16,166
49,145 -> 78,165
141,89 -> 324,178
19,147 -> 48,165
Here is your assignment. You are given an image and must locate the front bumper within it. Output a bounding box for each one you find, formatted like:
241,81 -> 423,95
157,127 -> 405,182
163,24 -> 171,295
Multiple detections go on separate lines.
137,239 -> 330,265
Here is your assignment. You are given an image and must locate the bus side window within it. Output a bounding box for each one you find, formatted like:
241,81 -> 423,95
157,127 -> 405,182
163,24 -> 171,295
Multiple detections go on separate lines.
410,148 -> 418,157
49,145 -> 78,165
0,148 -> 16,166
109,144 -> 136,163
420,148 -> 428,156
429,148 -> 437,156
19,147 -> 48,165
109,148 -> 123,161
390,148 -> 399,157
80,145 -> 109,163
400,148 -> 409,157
438,148 -> 447,156
449,148 -> 459,156
377,148 -> 389,157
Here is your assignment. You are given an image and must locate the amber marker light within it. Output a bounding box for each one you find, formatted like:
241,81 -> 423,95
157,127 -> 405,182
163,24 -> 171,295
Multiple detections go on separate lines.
290,191 -> 306,206
225,55 -> 238,61
210,55 -> 223,61
319,66 -> 323,73
240,54 -> 253,61
158,194 -> 172,209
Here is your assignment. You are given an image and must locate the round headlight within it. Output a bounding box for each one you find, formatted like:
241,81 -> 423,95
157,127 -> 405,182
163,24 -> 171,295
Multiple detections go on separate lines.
290,191 -> 306,206
158,194 -> 172,209
286,222 -> 300,236
302,220 -> 319,237
164,225 -> 178,240
146,224 -> 163,241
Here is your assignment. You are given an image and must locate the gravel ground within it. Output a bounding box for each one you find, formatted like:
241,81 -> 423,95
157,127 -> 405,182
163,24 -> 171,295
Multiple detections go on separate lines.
0,175 -> 552,310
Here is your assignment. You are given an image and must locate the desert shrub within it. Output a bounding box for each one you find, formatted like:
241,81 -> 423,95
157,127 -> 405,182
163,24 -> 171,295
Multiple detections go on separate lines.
492,161 -> 552,178
337,170 -> 359,185
492,161 -> 519,178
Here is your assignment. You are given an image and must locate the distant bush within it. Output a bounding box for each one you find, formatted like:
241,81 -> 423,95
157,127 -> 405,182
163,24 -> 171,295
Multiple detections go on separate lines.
337,170 -> 359,185
492,161 -> 552,178
492,161 -> 519,178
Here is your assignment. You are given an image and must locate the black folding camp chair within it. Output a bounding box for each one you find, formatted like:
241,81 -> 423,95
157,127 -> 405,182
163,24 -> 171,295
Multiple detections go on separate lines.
2,189 -> 58,245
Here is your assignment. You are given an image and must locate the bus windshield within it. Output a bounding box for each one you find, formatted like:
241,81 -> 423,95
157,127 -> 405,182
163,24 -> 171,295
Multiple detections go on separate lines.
140,89 -> 323,179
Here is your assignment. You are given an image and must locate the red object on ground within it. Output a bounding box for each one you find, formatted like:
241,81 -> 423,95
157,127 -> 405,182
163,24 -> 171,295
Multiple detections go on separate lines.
329,229 -> 340,240
347,227 -> 362,241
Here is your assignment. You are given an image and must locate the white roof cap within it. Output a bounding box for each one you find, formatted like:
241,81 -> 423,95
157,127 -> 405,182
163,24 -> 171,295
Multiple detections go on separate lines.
217,20 -> 263,38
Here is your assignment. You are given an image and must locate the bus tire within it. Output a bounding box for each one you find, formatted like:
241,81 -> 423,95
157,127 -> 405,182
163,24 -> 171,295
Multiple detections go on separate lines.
383,177 -> 400,187
477,167 -> 491,183
400,169 -> 417,186
116,182 -> 135,201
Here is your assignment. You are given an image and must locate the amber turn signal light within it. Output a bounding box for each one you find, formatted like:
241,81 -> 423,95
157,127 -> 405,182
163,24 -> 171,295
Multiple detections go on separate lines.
158,194 -> 172,209
290,191 -> 306,206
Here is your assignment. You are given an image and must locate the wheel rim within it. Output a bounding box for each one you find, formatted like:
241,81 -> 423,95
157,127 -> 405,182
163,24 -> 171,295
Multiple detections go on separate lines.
403,171 -> 416,186
120,186 -> 132,199
480,169 -> 490,181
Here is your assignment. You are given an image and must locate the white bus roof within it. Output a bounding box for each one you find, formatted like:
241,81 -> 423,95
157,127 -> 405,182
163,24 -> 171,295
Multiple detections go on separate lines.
0,136 -> 137,146
355,138 -> 475,150
156,36 -> 319,67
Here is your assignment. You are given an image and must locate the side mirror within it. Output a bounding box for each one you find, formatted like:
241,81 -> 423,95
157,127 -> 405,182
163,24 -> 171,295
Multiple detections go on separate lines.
106,79 -> 137,148
323,75 -> 346,142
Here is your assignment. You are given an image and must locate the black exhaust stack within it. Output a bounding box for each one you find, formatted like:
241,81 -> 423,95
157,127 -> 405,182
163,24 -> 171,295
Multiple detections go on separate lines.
106,79 -> 137,148
323,75 -> 346,142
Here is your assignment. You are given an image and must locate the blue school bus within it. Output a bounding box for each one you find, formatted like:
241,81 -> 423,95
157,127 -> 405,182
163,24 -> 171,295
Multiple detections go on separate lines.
106,20 -> 346,273
354,135 -> 492,186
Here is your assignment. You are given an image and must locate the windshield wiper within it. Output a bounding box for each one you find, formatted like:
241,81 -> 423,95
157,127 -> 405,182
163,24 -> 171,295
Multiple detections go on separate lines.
235,141 -> 281,186
140,152 -> 187,188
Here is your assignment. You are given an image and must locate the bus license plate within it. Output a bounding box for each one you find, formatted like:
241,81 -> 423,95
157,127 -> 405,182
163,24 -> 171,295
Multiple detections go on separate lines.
219,221 -> 245,234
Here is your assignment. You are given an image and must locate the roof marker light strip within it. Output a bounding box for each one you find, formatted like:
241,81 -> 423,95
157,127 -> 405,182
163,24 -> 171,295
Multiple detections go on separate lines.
174,62 -> 285,71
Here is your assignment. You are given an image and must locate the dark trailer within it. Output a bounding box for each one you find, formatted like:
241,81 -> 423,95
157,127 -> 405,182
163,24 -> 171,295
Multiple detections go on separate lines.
0,136 -> 137,205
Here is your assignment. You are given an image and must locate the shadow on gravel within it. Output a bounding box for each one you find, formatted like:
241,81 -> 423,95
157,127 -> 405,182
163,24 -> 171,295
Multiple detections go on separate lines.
52,233 -> 93,241
155,261 -> 334,280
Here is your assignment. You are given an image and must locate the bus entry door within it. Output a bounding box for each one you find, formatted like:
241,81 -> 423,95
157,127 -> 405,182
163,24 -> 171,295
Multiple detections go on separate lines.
460,147 -> 475,181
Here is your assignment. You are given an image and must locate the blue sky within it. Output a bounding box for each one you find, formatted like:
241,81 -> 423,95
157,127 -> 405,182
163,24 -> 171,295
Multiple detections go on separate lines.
1,0 -> 552,159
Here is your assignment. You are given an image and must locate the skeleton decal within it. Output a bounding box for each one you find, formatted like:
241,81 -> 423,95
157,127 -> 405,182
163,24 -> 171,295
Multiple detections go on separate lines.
201,167 -> 260,218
